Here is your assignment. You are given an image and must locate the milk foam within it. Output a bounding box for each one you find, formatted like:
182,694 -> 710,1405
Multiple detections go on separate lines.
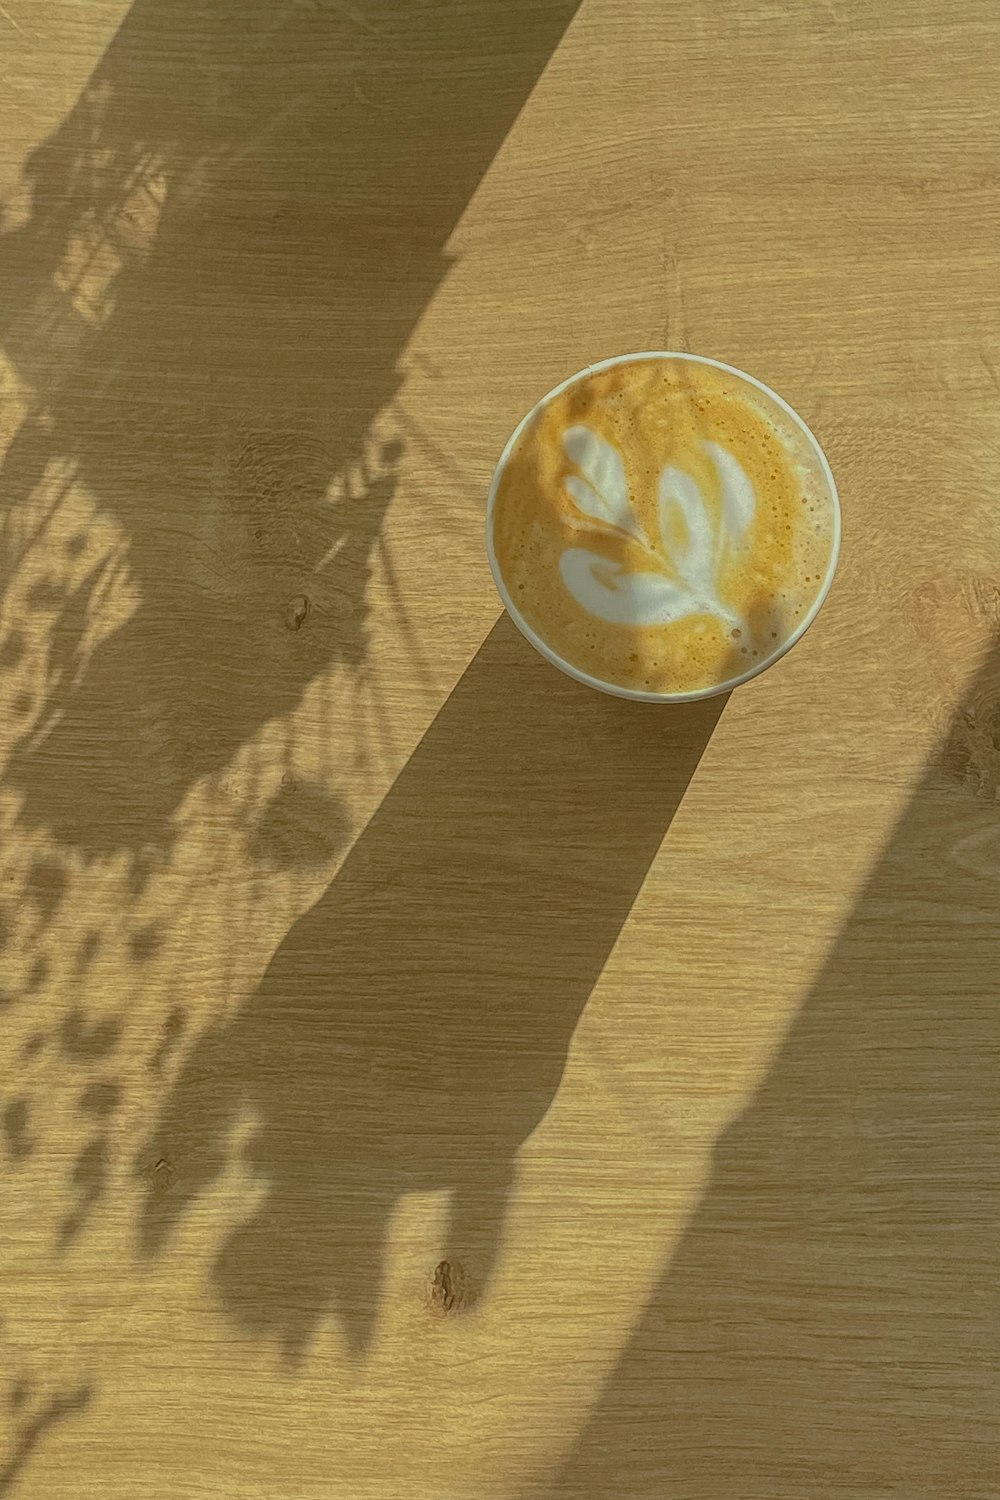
559,430 -> 755,632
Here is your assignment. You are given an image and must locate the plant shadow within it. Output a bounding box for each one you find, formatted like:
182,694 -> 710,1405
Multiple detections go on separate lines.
137,614 -> 727,1360
0,0 -> 583,861
537,637 -> 1000,1499
0,3 -> 584,1486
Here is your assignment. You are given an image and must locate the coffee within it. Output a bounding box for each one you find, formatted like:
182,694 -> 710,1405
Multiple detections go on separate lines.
488,354 -> 839,698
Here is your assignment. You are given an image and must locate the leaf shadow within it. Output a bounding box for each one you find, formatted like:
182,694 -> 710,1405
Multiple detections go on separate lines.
0,0 -> 584,863
0,1386 -> 93,1499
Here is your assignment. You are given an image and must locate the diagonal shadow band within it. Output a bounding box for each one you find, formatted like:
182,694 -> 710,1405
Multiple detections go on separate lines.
537,638 -> 1000,1499
137,614 -> 727,1359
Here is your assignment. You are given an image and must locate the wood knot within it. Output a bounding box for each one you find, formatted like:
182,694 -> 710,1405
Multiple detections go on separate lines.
428,1259 -> 466,1316
148,1157 -> 175,1195
285,595 -> 310,632
942,698 -> 1000,801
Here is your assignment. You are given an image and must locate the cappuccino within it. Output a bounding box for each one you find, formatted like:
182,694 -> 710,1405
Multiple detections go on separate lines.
488,354 -> 839,699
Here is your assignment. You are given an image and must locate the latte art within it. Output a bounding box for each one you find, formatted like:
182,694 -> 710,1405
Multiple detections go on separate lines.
489,355 -> 838,698
559,427 -> 755,632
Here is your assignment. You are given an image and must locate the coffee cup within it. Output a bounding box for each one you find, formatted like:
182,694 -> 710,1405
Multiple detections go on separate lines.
486,352 -> 841,702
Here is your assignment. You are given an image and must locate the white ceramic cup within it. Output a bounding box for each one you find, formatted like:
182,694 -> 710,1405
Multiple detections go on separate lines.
485,351 -> 842,703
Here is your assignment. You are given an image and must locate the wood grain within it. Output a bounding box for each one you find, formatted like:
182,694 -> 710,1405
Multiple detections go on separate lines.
1,1 -> 998,1496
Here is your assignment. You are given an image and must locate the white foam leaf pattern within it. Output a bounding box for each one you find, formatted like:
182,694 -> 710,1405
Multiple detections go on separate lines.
705,440 -> 755,545
556,427 -> 754,635
658,465 -> 714,594
563,426 -> 634,533
560,549 -> 697,627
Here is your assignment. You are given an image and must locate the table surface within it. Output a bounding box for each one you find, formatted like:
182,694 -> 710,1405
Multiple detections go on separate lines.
1,2 -> 998,1496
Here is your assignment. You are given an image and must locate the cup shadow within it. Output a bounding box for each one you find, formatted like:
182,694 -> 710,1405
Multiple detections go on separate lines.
137,614 -> 727,1359
536,637 -> 1000,1499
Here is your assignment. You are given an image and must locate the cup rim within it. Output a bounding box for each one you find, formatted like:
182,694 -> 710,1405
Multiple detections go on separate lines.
485,350 -> 842,703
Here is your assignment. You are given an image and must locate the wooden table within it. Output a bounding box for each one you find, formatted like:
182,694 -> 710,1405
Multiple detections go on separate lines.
1,2 -> 998,1496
